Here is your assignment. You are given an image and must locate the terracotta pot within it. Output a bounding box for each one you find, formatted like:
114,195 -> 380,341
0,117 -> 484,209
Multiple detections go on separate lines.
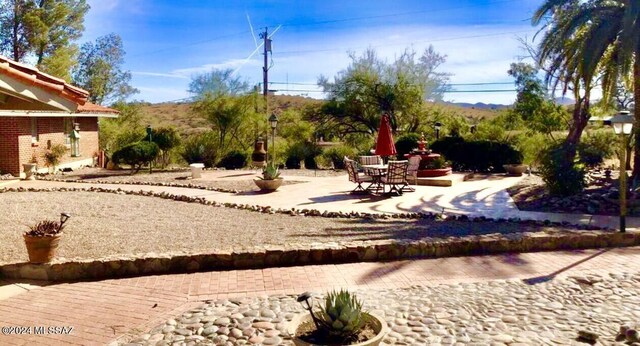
503,164 -> 528,176
22,163 -> 37,180
23,233 -> 62,264
289,312 -> 388,346
254,178 -> 283,191
252,139 -> 267,168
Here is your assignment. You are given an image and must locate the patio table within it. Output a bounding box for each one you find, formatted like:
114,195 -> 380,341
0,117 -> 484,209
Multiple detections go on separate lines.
361,164 -> 387,194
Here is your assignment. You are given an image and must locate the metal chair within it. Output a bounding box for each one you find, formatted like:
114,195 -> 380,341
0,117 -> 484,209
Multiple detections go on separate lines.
402,156 -> 421,192
344,158 -> 373,194
382,160 -> 409,196
358,155 -> 383,175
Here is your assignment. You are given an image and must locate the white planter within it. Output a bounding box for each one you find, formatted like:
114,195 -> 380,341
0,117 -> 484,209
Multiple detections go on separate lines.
190,163 -> 205,179
22,163 -> 37,180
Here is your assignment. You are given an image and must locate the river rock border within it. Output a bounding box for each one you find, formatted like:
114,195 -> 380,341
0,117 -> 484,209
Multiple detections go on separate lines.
1,186 -> 638,282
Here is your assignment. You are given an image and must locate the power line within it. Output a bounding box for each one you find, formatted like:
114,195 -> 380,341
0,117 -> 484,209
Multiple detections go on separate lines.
276,30 -> 534,55
272,88 -> 518,94
128,30 -> 250,58
260,0 -> 524,28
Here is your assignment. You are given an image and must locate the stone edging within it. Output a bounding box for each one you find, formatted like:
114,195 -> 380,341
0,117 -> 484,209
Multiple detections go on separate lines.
1,227 -> 638,282
1,186 -> 634,282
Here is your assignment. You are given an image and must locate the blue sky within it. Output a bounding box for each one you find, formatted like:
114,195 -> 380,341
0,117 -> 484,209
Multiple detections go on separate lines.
84,0 -> 545,104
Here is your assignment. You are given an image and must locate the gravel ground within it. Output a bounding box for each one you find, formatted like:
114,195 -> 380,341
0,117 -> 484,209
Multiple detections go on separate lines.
125,272 -> 640,345
44,168 -> 343,192
0,191 -> 567,264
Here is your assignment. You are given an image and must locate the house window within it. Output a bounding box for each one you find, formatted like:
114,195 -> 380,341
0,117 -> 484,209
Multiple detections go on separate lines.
30,118 -> 38,143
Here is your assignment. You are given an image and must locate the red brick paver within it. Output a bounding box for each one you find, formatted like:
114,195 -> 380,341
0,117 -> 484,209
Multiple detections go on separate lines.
1,247 -> 639,345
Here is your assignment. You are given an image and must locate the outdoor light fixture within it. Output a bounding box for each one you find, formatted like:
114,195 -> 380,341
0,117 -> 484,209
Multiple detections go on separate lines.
610,110 -> 634,233
269,114 -> 279,163
434,122 -> 442,140
60,212 -> 71,225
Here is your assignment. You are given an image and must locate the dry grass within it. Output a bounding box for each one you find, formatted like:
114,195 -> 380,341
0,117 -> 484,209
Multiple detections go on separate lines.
0,191 -> 574,264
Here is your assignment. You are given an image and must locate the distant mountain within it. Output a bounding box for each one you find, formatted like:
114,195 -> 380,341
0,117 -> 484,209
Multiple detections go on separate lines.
443,102 -> 510,111
554,97 -> 575,106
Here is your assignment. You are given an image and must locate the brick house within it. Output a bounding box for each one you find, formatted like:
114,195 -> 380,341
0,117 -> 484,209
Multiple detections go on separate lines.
0,55 -> 118,177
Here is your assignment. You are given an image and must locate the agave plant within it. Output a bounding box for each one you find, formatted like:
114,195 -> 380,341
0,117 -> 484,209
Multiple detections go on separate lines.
316,290 -> 365,339
24,213 -> 71,237
261,162 -> 280,180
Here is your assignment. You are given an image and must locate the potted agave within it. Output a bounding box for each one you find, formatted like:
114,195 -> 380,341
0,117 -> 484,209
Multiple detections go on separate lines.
254,162 -> 283,191
290,290 -> 388,346
23,213 -> 71,264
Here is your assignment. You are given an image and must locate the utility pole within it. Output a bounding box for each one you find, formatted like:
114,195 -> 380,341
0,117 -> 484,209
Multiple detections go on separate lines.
260,27 -> 271,103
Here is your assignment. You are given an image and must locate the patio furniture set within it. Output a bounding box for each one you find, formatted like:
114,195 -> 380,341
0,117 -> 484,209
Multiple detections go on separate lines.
344,155 -> 421,196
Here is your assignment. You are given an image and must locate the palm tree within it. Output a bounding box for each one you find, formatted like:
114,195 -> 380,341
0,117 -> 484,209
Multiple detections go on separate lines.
533,0 -> 639,173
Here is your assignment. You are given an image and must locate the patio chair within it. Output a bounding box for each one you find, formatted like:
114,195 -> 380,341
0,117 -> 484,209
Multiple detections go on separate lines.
344,158 -> 374,194
402,156 -> 421,192
382,160 -> 409,196
358,155 -> 383,175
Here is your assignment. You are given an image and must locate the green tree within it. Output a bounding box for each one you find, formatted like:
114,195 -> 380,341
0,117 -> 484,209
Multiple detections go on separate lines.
533,0 -> 640,176
508,62 -> 568,139
188,68 -> 250,98
0,0 -> 88,80
313,47 -> 448,136
72,33 -> 138,104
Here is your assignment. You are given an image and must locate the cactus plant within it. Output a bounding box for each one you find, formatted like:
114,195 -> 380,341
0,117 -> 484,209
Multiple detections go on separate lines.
317,290 -> 365,339
260,162 -> 281,180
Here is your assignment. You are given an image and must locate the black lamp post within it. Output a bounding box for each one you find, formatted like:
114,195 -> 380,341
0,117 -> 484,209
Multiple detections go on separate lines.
434,122 -> 442,140
146,125 -> 153,174
268,114 -> 278,165
610,110 -> 634,233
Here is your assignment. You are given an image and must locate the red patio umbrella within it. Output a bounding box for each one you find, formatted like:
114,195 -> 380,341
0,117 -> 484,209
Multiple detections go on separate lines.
374,114 -> 397,158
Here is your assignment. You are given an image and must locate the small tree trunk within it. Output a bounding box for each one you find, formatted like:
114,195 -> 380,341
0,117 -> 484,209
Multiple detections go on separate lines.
632,57 -> 640,180
564,97 -> 589,161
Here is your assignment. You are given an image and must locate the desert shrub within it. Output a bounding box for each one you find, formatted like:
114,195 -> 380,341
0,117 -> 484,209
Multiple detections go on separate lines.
322,145 -> 357,169
285,142 -> 323,169
395,133 -> 420,160
181,132 -> 218,167
218,150 -> 247,169
539,143 -> 585,196
147,127 -> 181,167
577,131 -> 618,168
112,141 -> 160,173
43,144 -> 68,170
430,137 -> 522,172
424,156 -> 450,169
512,132 -> 549,167
314,155 -> 334,169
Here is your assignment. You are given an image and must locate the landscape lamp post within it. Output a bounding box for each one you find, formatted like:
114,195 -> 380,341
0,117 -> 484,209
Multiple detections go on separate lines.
610,110 -> 634,233
434,122 -> 442,140
269,114 -> 278,164
146,125 -> 153,174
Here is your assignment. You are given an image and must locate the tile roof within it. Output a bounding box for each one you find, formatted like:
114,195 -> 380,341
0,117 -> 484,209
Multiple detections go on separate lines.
0,54 -> 89,105
77,102 -> 120,114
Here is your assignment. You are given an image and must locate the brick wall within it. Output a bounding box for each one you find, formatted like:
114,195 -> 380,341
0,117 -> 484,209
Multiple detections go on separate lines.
2,116 -> 100,176
0,117 -> 19,175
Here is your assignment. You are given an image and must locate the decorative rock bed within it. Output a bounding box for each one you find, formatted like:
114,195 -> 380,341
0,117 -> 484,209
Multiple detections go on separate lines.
120,272 -> 640,345
1,186 -> 638,282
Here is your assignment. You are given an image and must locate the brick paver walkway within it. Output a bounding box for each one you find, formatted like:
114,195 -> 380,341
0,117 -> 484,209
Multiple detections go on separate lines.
1,247 -> 639,345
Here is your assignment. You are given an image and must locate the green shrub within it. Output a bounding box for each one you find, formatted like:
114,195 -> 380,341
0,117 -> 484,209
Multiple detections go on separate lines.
577,131 -> 618,168
322,145 -> 357,169
285,142 -> 322,169
513,132 -> 549,167
218,150 -> 247,169
112,141 -> 160,173
395,133 -> 420,160
147,127 -> 181,167
424,156 -> 450,169
181,132 -> 218,167
43,144 -> 68,170
430,137 -> 522,172
539,143 -> 585,196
